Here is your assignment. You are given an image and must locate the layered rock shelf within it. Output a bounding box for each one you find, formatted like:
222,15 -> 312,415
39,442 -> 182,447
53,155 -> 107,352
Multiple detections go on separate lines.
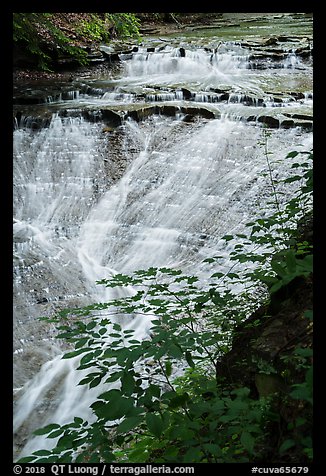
13,101 -> 313,131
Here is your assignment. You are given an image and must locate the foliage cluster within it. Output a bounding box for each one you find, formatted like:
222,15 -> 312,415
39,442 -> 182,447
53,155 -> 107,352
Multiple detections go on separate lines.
13,13 -> 140,70
76,14 -> 140,43
17,145 -> 313,464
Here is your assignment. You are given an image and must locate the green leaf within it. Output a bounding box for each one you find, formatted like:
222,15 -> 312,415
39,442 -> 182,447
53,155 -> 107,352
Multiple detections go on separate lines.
17,457 -> 36,463
294,417 -> 307,428
146,412 -> 164,438
88,454 -> 101,463
183,446 -> 202,462
286,151 -> 299,159
240,431 -> 255,453
269,280 -> 285,294
161,446 -> 179,459
161,411 -> 171,431
148,384 -> 161,399
98,389 -> 122,401
75,337 -> 89,349
290,385 -> 312,403
78,372 -> 100,386
80,352 -> 95,366
168,393 -> 190,409
297,254 -> 313,273
203,258 -> 215,263
56,433 -> 76,450
258,273 -> 277,284
89,376 -> 102,388
168,343 -> 183,359
293,347 -> 313,358
92,397 -> 134,420
37,457 -> 60,463
128,441 -> 150,461
117,416 -> 143,434
103,371 -> 122,383
33,423 -> 61,436
158,267 -> 175,274
31,450 -> 52,456
73,417 -> 84,426
285,250 -> 297,274
211,272 -> 224,279
270,260 -> 287,278
149,299 -> 166,307
121,371 -> 135,395
301,436 -> 312,448
283,175 -> 302,183
165,360 -> 172,377
202,443 -> 222,456
222,234 -> 234,241
279,439 -> 296,453
62,348 -> 91,359
86,321 -> 97,330
47,428 -> 65,439
185,351 -> 195,368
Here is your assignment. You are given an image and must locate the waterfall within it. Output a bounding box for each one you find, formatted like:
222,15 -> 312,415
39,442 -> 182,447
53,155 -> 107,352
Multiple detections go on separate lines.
13,27 -> 313,460
120,44 -> 253,91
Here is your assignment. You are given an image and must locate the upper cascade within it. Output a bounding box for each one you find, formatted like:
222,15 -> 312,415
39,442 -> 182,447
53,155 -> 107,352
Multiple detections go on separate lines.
123,44 -> 251,88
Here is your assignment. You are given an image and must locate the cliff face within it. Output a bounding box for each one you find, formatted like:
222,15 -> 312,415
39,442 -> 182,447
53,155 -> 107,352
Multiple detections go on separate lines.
217,275 -> 312,388
216,217 -> 313,463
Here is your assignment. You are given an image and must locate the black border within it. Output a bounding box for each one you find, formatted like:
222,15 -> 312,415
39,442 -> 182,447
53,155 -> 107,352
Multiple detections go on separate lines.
7,3 -> 320,472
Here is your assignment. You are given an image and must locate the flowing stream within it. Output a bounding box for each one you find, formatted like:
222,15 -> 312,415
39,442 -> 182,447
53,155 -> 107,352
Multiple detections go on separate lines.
13,13 -> 313,459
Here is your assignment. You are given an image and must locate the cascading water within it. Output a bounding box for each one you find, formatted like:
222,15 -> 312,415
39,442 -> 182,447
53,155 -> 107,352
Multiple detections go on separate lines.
13,116 -> 108,358
13,17 -> 313,460
113,44 -> 255,93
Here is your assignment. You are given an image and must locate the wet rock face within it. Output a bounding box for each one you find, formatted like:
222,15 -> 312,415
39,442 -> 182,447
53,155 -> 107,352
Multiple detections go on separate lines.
215,274 -> 313,396
13,75 -> 313,131
257,115 -> 280,128
13,103 -> 220,130
14,101 -> 313,132
240,34 -> 313,68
